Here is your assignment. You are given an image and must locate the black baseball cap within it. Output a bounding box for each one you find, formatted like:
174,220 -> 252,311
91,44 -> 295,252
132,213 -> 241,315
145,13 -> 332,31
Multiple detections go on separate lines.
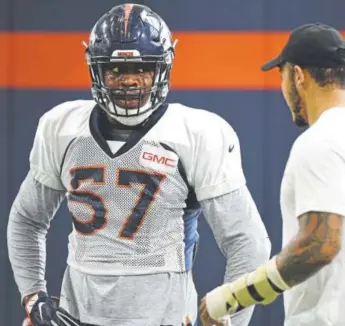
261,23 -> 345,71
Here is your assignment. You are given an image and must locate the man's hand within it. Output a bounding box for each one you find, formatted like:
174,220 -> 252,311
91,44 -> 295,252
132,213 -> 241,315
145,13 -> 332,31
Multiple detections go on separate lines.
200,297 -> 232,326
200,282 -> 240,324
22,317 -> 33,326
25,292 -> 59,326
25,292 -> 80,326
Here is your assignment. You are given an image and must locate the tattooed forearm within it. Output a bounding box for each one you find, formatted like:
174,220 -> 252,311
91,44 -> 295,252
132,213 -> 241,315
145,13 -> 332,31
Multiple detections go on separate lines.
276,211 -> 343,287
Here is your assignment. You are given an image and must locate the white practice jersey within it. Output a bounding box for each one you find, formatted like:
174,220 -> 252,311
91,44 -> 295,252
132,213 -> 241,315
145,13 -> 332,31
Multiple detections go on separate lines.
281,107 -> 345,326
29,100 -> 246,276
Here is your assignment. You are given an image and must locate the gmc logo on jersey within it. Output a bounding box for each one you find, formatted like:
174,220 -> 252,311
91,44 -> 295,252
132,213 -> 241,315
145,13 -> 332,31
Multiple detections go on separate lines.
139,144 -> 179,174
142,152 -> 176,167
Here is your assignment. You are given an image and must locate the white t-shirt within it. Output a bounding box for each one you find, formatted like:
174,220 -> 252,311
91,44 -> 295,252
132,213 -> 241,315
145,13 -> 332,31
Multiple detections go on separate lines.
280,107 -> 345,326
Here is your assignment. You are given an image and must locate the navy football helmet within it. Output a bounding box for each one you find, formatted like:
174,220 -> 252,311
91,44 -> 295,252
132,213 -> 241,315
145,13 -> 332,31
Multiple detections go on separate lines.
85,3 -> 176,125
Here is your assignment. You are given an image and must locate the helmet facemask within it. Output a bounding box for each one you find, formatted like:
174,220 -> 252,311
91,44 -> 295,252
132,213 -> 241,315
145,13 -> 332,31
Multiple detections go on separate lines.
87,51 -> 173,125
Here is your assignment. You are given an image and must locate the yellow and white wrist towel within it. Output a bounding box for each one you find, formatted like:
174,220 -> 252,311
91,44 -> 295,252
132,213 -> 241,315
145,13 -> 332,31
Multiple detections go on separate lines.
206,256 -> 290,320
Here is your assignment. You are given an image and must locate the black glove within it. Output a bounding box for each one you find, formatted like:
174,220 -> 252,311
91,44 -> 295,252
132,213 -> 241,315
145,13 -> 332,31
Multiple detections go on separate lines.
25,292 -> 80,326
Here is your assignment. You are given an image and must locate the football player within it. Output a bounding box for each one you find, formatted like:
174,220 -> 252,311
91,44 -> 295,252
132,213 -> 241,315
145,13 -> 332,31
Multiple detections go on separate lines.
7,4 -> 271,326
200,23 -> 345,326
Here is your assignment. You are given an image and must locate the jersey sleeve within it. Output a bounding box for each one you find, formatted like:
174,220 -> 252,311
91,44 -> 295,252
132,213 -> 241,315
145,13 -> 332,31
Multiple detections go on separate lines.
7,171 -> 65,302
191,114 -> 246,201
29,113 -> 65,190
200,186 -> 271,325
292,138 -> 345,217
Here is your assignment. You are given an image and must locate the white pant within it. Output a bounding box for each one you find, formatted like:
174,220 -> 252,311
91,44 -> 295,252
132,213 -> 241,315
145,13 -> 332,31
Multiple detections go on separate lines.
59,266 -> 198,326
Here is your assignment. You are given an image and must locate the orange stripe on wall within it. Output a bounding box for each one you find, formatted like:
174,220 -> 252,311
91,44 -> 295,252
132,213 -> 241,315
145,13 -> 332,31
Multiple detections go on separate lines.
0,31 -> 306,89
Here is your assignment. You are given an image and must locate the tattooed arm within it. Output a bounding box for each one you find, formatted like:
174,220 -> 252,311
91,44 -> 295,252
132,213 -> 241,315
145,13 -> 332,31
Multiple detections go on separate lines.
276,211 -> 343,287
202,138 -> 345,322
202,210 -> 344,322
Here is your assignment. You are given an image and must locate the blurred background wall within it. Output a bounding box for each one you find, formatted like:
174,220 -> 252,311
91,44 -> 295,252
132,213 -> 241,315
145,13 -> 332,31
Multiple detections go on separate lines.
1,1 -> 344,325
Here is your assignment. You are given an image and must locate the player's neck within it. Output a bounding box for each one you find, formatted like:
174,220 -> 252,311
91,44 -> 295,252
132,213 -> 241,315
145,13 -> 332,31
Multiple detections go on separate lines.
306,89 -> 345,125
104,111 -> 143,130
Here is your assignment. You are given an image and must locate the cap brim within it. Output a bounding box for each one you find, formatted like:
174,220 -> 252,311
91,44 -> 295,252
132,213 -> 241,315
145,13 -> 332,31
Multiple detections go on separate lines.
261,56 -> 283,71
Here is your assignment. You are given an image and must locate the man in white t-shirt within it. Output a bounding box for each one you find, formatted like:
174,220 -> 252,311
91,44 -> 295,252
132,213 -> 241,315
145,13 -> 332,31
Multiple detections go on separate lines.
200,23 -> 345,326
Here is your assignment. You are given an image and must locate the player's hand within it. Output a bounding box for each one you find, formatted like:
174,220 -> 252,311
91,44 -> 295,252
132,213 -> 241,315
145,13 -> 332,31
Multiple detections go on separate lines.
200,283 -> 240,323
25,292 -> 58,325
25,292 -> 80,326
22,317 -> 33,326
199,297 -> 230,326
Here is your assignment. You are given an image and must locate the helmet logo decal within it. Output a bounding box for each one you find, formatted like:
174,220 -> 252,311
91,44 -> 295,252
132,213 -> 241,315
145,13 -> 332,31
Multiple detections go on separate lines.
110,49 -> 141,61
117,51 -> 134,57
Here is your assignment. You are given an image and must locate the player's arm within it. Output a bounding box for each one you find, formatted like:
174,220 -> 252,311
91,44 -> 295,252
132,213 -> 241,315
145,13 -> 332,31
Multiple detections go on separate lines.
200,186 -> 271,326
8,112 -> 67,301
7,171 -> 65,302
190,114 -> 271,325
204,138 -> 345,321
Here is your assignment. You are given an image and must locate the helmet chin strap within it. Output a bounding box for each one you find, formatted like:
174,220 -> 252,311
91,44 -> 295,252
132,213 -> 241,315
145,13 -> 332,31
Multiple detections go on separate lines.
108,101 -> 154,126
